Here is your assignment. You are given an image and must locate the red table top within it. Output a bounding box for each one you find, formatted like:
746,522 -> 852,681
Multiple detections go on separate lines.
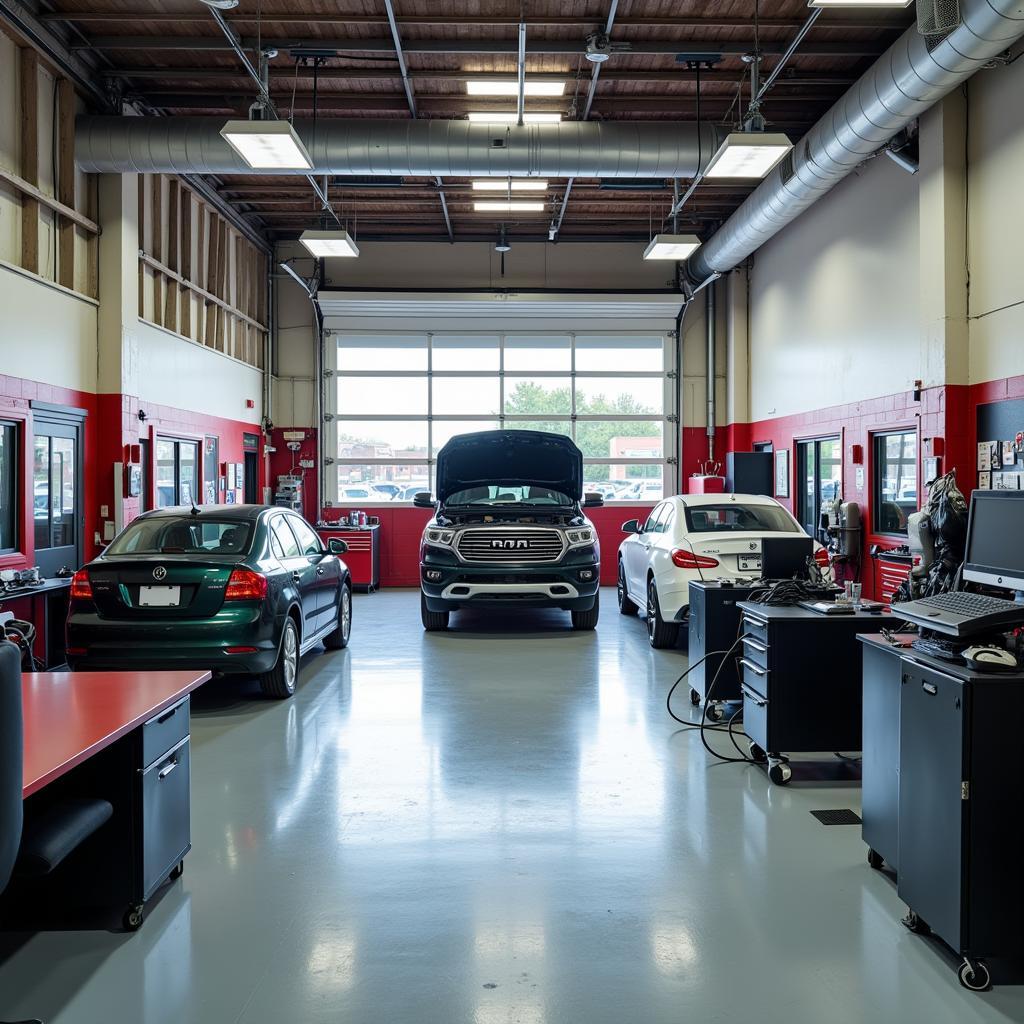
21,670 -> 211,799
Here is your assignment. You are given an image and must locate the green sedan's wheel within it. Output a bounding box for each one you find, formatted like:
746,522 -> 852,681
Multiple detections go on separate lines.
260,617 -> 299,699
324,582 -> 352,650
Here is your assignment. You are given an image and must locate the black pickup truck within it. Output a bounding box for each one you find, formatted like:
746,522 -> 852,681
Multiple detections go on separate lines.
416,430 -> 602,631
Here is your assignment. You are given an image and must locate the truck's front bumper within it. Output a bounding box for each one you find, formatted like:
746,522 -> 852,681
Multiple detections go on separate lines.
420,547 -> 600,612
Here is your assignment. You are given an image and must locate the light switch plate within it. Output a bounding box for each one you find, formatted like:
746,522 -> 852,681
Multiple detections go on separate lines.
100,504 -> 109,518
103,521 -> 116,541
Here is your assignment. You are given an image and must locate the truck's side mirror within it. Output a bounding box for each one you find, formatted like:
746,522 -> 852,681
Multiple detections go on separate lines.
327,538 -> 348,554
583,492 -> 604,508
621,518 -> 641,534
413,492 -> 435,509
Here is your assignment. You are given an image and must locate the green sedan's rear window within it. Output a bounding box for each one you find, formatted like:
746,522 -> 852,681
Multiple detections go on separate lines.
107,517 -> 254,555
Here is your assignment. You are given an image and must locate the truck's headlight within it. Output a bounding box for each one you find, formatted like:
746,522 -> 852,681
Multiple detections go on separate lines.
425,529 -> 455,546
566,528 -> 595,547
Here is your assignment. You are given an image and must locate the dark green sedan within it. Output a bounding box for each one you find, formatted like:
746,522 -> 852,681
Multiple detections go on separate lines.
66,505 -> 352,698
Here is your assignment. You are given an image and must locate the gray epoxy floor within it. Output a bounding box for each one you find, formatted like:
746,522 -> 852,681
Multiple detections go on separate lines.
1,588 -> 1020,1023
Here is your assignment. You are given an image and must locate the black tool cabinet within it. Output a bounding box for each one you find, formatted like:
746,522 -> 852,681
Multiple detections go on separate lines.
686,582 -> 761,713
896,659 -> 1024,992
735,603 -> 882,783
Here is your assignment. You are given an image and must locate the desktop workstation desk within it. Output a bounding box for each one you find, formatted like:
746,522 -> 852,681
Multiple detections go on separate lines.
12,669 -> 210,930
736,602 -> 891,784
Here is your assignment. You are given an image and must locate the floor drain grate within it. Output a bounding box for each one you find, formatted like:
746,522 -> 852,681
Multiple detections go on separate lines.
811,809 -> 862,826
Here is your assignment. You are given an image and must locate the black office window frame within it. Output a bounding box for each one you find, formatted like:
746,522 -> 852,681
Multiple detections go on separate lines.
157,437 -> 202,508
872,428 -> 919,536
795,435 -> 842,540
0,420 -> 19,555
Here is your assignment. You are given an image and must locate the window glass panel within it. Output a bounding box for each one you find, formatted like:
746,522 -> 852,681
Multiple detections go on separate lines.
596,464 -> 664,500
431,420 -> 501,455
504,335 -> 571,372
338,334 -> 427,371
874,430 -> 918,535
431,377 -> 501,416
504,377 -> 572,416
179,442 -> 198,506
580,421 -> 663,462
432,335 -> 500,372
49,437 -> 76,548
575,335 -> 664,372
575,377 -> 664,415
338,420 -> 428,460
0,424 -> 16,552
33,436 -> 49,548
156,440 -> 176,508
270,516 -> 301,557
338,376 -> 428,416
337,464 -> 430,502
288,515 -> 322,555
504,420 -> 573,439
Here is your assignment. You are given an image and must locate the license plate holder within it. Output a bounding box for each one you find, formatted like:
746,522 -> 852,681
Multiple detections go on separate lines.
738,555 -> 762,572
139,585 -> 181,607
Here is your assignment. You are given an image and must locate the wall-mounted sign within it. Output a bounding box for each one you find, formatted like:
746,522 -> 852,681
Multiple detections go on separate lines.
774,449 -> 790,499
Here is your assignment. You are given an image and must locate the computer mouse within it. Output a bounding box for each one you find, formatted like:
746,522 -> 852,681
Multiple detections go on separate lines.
962,646 -> 1019,673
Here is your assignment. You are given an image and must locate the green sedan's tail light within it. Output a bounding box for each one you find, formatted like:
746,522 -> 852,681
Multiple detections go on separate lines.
225,568 -> 268,601
70,569 -> 93,600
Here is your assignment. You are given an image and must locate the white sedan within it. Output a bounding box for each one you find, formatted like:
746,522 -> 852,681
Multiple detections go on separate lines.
617,493 -> 829,648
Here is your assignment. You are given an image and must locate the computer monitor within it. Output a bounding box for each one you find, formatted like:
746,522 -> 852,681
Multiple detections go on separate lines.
963,489 -> 1024,593
762,535 -> 814,581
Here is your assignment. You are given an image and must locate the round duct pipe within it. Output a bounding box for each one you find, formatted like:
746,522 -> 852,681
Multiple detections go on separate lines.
685,0 -> 1024,285
74,117 -> 722,178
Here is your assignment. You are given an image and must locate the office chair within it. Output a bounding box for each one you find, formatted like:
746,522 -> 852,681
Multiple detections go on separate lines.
0,643 -> 113,1024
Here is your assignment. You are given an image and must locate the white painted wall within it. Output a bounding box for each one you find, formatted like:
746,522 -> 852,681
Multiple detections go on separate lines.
132,318 -> 263,424
967,56 -> 1024,385
748,154 -> 921,421
0,264 -> 96,394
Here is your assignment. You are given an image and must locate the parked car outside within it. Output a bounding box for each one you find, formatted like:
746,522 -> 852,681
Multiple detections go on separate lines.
66,505 -> 352,698
617,492 -> 829,648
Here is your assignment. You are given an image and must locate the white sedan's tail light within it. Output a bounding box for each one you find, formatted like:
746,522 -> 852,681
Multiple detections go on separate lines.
672,548 -> 720,570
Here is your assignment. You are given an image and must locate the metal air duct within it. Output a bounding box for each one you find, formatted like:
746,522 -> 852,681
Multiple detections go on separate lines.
686,0 -> 1024,284
75,118 -> 721,178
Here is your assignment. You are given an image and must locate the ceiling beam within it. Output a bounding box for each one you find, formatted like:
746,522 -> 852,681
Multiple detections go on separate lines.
42,11 -> 906,30
102,67 -> 861,86
76,35 -> 897,58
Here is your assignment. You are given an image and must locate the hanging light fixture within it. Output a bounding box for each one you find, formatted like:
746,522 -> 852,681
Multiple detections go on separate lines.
220,119 -> 313,170
643,234 -> 702,261
702,132 -> 792,179
298,230 -> 360,258
494,226 -> 512,253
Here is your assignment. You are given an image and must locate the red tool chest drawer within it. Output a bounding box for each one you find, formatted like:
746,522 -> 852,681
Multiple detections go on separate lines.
317,525 -> 380,592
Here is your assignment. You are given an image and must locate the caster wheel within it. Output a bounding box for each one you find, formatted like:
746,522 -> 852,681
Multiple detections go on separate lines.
901,910 -> 929,935
867,848 -> 884,870
704,704 -> 723,723
767,761 -> 792,785
170,860 -> 184,880
958,959 -> 991,992
689,687 -> 701,707
123,905 -> 144,931
748,741 -> 767,763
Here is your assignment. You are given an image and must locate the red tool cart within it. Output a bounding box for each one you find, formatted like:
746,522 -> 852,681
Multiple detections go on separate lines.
317,524 -> 380,592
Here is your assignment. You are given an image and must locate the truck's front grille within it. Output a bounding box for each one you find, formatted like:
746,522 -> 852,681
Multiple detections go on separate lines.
456,528 -> 565,564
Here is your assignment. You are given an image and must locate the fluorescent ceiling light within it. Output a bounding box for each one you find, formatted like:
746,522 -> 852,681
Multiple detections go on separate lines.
472,180 -> 549,191
466,112 -> 562,124
299,229 -> 360,258
466,80 -> 565,96
220,119 -> 312,170
809,0 -> 911,6
703,132 -> 792,179
473,202 -> 546,212
643,234 -> 702,261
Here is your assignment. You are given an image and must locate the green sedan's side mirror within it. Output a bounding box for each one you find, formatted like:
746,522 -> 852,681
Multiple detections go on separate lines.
621,518 -> 641,534
328,538 -> 349,554
413,492 -> 435,509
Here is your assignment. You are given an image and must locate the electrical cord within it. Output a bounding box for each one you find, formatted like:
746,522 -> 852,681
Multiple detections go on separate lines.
697,634 -> 757,764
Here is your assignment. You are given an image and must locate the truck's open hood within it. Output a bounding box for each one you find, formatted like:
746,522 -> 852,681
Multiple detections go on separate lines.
435,430 -> 583,505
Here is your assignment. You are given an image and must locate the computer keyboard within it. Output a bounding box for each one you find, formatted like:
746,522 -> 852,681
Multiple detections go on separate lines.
892,589 -> 1024,638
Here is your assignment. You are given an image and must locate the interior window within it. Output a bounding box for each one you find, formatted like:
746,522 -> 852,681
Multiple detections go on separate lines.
0,422 -> 17,553
270,516 -> 301,558
287,516 -> 323,556
873,430 -> 918,535
156,438 -> 202,507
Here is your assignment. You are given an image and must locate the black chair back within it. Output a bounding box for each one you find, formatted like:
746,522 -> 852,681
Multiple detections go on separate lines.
0,642 -> 23,894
